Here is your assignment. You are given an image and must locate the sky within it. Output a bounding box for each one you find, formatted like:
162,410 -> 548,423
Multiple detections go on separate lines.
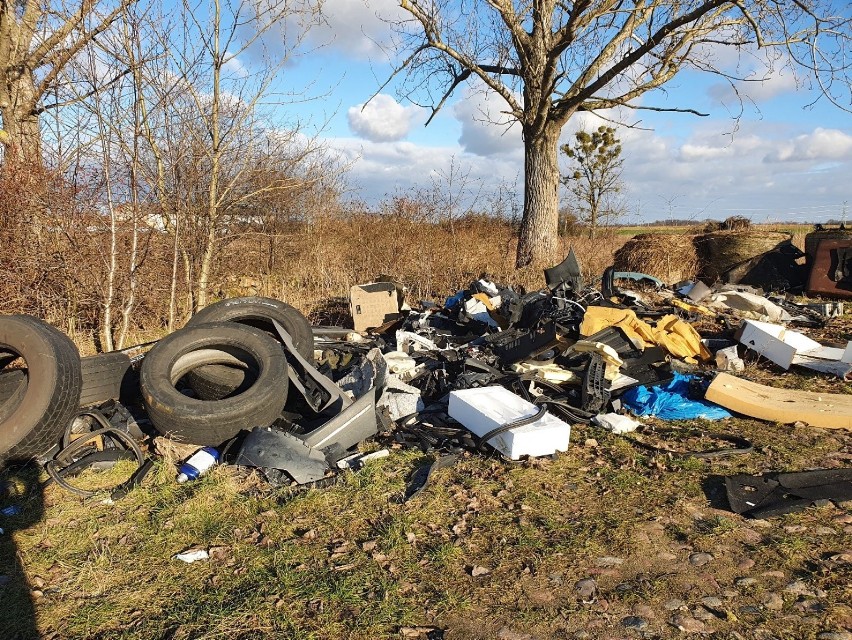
258,0 -> 852,225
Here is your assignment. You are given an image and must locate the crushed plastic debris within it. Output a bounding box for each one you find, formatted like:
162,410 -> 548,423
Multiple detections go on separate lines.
592,413 -> 642,434
4,231 -> 851,508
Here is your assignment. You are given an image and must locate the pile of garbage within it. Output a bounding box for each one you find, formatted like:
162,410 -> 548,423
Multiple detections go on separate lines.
0,240 -> 850,518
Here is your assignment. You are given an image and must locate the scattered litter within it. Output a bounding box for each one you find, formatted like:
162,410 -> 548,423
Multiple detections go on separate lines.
580,307 -> 710,362
808,238 -> 852,299
395,330 -> 439,353
383,351 -> 417,375
724,469 -> 852,518
448,386 -> 571,459
336,449 -> 390,470
174,548 -> 210,563
404,454 -> 458,501
177,447 -> 219,484
378,378 -> 424,421
3,232 -> 852,556
715,345 -> 745,372
737,319 -> 852,378
349,281 -> 405,333
706,373 -> 852,430
337,347 -> 388,398
512,361 -> 577,383
592,413 -> 642,434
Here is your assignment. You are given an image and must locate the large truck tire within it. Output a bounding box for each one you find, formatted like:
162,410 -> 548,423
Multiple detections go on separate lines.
0,315 -> 82,466
79,352 -> 137,407
184,363 -> 256,401
184,297 -> 311,400
186,297 -> 313,359
140,323 -> 289,445
0,369 -> 27,407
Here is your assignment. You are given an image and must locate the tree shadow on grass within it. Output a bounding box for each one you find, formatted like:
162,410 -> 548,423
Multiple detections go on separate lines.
0,461 -> 44,640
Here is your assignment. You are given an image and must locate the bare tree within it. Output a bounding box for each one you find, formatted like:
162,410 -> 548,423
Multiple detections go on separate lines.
135,0 -> 327,311
0,0 -> 135,167
385,0 -> 851,267
53,4 -> 155,349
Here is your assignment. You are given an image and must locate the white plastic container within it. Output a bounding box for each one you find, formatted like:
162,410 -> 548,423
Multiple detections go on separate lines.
177,447 -> 219,483
448,386 -> 571,459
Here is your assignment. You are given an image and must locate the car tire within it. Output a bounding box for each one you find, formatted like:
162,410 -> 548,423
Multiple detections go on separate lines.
140,322 -> 289,445
79,352 -> 138,407
0,315 -> 82,466
186,297 -> 313,359
183,363 -> 257,401
184,297 -> 311,399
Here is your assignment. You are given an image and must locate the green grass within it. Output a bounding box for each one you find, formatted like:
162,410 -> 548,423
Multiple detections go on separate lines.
2,407 -> 852,639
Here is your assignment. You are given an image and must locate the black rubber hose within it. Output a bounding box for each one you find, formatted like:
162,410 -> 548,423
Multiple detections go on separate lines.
621,427 -> 753,459
477,405 -> 549,452
44,409 -> 147,498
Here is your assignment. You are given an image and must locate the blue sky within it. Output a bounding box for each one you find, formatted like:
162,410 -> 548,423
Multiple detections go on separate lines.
262,0 -> 852,224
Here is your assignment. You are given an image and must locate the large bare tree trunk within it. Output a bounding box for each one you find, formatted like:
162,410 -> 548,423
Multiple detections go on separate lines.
516,124 -> 561,268
0,75 -> 42,168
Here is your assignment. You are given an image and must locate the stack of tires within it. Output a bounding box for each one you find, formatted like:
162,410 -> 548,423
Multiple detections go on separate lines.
0,297 -> 312,467
139,298 -> 312,446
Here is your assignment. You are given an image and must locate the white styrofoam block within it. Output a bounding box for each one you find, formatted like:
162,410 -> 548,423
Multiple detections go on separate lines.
739,320 -> 851,372
448,386 -> 570,460
738,320 -> 821,369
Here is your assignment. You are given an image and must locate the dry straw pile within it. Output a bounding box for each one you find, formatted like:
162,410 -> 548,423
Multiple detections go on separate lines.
613,233 -> 700,284
693,230 -> 792,281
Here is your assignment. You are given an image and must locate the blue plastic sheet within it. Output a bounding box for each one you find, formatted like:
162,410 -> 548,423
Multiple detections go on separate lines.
622,372 -> 731,420
445,291 -> 465,309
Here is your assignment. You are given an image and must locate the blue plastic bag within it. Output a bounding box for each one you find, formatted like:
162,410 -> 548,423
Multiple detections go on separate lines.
622,372 -> 731,420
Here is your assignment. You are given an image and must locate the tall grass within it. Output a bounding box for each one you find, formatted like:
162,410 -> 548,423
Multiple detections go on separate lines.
218,214 -> 628,326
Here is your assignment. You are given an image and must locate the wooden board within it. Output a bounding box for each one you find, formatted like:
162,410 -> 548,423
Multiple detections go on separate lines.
705,373 -> 852,430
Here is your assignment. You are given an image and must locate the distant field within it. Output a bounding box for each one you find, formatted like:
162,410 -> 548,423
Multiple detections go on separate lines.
614,223 -> 814,237
614,225 -> 695,235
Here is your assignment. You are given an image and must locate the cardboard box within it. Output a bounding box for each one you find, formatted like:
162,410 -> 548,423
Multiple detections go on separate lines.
448,386 -> 571,459
350,282 -> 401,332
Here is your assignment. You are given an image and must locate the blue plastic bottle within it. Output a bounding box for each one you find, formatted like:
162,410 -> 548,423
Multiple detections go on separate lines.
177,447 -> 219,483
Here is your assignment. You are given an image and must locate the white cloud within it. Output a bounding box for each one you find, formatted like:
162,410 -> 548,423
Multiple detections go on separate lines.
310,0 -> 406,59
706,48 -> 800,106
453,89 -> 522,156
324,117 -> 852,224
347,94 -> 424,142
222,53 -> 248,79
326,136 -> 522,203
708,69 -> 799,105
763,128 -> 852,163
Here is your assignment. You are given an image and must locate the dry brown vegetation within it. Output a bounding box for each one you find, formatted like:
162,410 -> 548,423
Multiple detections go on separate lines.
1,164 -> 817,356
0,169 -> 628,352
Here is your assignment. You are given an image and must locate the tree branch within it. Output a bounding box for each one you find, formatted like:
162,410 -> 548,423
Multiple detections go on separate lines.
422,63 -> 521,125
33,0 -> 135,100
